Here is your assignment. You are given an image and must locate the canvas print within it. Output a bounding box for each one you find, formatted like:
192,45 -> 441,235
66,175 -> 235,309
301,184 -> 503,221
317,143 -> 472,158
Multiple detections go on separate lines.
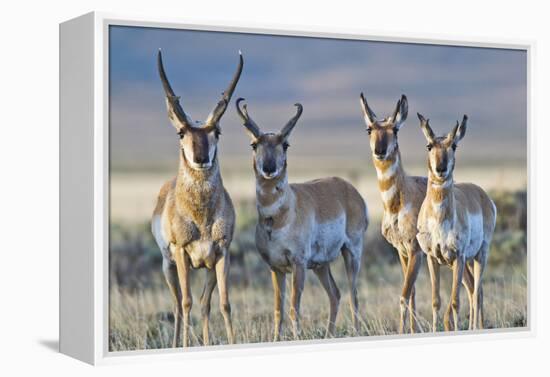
108,25 -> 527,351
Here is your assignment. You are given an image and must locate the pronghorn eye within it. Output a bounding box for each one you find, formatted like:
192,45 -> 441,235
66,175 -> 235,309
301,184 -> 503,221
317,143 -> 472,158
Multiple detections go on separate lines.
215,129 -> 221,138
366,127 -> 373,135
393,127 -> 398,135
251,142 -> 257,151
426,144 -> 433,151
282,142 -> 290,151
177,129 -> 185,139
452,143 -> 457,151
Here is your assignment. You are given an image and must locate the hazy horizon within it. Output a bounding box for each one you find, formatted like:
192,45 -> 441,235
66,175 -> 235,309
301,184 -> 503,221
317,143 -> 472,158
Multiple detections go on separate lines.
109,26 -> 527,172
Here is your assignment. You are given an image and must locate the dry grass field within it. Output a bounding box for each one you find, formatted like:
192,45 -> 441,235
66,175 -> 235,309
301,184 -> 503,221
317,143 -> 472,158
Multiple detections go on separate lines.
108,164 -> 528,351
109,250 -> 526,350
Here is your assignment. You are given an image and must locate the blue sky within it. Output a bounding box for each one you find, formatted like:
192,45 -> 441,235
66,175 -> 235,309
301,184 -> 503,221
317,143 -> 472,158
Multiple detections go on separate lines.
109,25 -> 527,170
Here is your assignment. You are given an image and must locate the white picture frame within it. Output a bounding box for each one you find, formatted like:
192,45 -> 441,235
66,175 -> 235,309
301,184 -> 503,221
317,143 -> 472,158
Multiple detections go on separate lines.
59,11 -> 534,365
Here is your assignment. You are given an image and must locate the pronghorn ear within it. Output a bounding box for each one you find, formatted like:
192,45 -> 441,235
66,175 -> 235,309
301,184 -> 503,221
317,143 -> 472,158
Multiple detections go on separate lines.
418,113 -> 435,143
392,94 -> 408,130
359,92 -> 377,127
455,115 -> 468,143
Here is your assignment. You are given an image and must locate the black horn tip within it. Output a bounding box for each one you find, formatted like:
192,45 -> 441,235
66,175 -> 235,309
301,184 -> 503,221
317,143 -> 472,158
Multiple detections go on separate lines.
360,92 -> 365,100
236,97 -> 246,106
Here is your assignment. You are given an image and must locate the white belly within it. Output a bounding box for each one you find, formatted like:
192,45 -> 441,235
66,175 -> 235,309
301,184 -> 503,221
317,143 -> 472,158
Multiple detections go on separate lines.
308,214 -> 347,265
257,214 -> 348,271
463,212 -> 484,259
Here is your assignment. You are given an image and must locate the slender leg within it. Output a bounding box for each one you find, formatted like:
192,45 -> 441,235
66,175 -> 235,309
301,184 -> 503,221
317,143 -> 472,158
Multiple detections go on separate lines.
290,263 -> 306,339
313,265 -> 341,337
342,247 -> 361,333
162,258 -> 182,348
444,300 -> 452,331
409,286 -> 417,333
462,262 -> 475,330
478,285 -> 485,329
473,255 -> 487,330
271,270 -> 286,341
173,247 -> 192,347
400,251 -> 422,334
215,253 -> 234,344
397,253 -> 409,334
200,268 -> 217,345
443,264 -> 473,331
426,256 -> 441,332
450,256 -> 465,331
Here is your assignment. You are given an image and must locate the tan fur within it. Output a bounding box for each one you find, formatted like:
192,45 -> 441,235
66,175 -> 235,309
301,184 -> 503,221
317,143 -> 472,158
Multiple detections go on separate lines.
152,152 -> 236,346
255,169 -> 368,340
416,117 -> 497,331
372,150 -> 427,333
237,100 -> 368,340
360,93 -> 426,333
152,51 -> 242,347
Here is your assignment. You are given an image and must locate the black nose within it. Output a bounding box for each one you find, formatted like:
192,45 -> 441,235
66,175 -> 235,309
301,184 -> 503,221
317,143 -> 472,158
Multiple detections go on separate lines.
374,147 -> 386,157
436,165 -> 447,174
194,154 -> 209,164
263,160 -> 276,175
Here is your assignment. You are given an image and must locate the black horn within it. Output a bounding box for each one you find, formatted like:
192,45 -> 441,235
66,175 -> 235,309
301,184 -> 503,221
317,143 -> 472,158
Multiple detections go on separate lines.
280,103 -> 303,139
157,49 -> 193,130
236,98 -> 262,138
206,51 -> 244,129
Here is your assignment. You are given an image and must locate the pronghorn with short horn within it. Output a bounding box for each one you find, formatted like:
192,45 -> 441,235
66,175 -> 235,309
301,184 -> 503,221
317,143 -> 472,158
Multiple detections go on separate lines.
236,98 -> 368,340
151,50 -> 243,347
416,113 -> 496,331
359,93 -> 429,333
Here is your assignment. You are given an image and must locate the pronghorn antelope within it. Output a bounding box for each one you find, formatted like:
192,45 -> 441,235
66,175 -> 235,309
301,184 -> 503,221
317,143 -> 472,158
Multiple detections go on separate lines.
416,113 -> 496,331
236,98 -> 368,340
359,93 -> 426,333
151,50 -> 243,347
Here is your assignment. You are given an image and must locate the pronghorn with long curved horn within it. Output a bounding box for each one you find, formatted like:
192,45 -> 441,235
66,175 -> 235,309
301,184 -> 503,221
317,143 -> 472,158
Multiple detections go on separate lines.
236,98 -> 369,340
416,114 -> 496,331
151,50 -> 243,347
359,93 -> 426,333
